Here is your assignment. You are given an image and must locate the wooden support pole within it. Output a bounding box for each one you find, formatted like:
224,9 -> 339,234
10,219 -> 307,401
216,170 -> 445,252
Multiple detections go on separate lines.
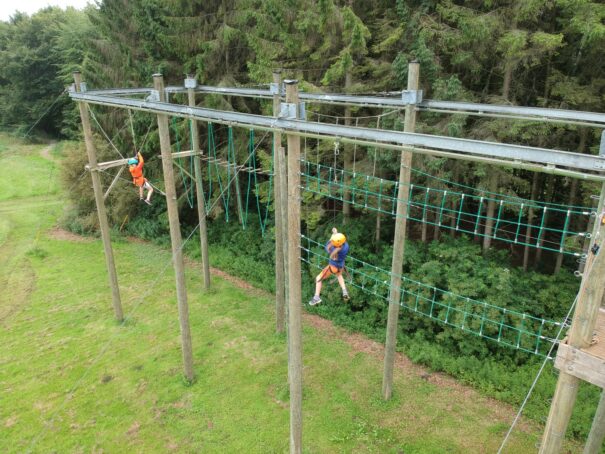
382,61 -> 419,400
540,181 -> 605,453
285,79 -> 303,454
279,145 -> 289,312
273,70 -> 286,333
584,391 -> 605,454
73,72 -> 123,322
187,81 -> 211,289
153,74 -> 194,382
342,68 -> 352,222
103,166 -> 125,200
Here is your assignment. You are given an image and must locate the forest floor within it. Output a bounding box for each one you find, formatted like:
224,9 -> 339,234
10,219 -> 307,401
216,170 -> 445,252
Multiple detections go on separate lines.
0,134 -> 584,453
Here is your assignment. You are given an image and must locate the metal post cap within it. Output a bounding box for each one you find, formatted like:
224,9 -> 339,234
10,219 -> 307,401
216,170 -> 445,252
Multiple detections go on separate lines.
284,79 -> 298,85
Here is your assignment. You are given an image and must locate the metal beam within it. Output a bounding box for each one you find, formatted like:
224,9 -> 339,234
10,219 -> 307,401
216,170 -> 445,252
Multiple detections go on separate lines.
421,100 -> 605,127
156,85 -> 605,128
70,91 -> 605,175
88,85 -> 605,127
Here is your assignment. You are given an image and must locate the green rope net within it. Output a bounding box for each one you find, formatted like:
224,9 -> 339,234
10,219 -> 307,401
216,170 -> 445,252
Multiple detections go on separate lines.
202,123 -> 273,235
170,117 -> 195,208
301,160 -> 594,257
301,236 -> 563,357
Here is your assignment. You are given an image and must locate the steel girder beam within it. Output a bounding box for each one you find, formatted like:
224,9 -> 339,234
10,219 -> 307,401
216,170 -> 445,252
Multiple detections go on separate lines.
70,91 -> 605,178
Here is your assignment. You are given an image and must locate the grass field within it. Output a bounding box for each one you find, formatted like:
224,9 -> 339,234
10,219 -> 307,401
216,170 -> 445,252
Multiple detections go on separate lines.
0,134 -> 584,453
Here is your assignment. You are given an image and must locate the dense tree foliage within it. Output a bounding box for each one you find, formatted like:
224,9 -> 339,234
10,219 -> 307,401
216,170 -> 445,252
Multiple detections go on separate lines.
2,0 -> 605,438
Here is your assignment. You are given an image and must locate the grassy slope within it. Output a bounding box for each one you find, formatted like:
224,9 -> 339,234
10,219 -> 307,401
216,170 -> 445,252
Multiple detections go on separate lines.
0,135 -> 583,453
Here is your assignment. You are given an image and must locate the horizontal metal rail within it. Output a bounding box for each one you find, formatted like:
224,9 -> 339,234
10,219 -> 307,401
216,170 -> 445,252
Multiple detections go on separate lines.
421,100 -> 605,127
86,85 -> 605,127
70,91 -> 605,179
157,85 -> 605,128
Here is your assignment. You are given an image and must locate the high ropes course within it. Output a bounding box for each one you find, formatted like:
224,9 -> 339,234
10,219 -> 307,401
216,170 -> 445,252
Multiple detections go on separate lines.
69,67 -> 605,454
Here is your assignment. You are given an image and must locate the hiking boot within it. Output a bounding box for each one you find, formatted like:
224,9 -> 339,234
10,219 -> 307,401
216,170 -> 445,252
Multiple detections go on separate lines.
144,199 -> 152,206
308,295 -> 321,306
342,291 -> 350,301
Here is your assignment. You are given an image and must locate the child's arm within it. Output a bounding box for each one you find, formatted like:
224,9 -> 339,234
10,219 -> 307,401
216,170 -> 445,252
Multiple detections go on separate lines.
329,247 -> 341,260
137,152 -> 144,165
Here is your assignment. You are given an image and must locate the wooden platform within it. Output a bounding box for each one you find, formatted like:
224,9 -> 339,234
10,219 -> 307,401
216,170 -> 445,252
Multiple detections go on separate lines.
555,308 -> 605,388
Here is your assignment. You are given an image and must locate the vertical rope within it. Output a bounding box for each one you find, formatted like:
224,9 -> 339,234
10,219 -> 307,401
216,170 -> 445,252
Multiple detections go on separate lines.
353,117 -> 358,174
128,109 -> 137,152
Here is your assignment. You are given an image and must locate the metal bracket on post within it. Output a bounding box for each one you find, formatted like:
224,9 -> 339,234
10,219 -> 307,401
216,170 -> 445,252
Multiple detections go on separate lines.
280,103 -> 297,119
279,102 -> 306,120
271,82 -> 286,96
184,77 -> 197,89
79,82 -> 88,92
299,102 -> 306,121
145,90 -> 160,102
401,89 -> 423,104
600,130 -> 605,157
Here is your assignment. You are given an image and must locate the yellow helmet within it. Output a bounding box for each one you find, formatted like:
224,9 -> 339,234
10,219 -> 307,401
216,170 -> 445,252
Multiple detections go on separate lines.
331,232 -> 346,247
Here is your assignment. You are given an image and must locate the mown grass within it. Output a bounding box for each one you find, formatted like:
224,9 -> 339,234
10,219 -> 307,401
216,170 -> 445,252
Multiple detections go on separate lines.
0,134 -> 585,453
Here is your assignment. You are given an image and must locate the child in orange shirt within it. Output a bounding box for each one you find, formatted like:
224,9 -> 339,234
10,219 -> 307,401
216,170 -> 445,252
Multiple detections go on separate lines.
128,152 -> 153,205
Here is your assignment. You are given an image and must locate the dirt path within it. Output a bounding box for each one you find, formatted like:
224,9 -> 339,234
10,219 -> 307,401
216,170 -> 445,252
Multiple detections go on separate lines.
39,142 -> 56,161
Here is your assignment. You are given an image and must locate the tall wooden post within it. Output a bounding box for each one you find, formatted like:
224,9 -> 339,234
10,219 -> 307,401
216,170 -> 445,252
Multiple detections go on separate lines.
342,69 -> 353,222
73,72 -> 123,322
279,145 -> 289,305
540,181 -> 605,453
382,61 -> 420,399
584,390 -> 605,454
273,70 -> 286,333
186,78 -> 211,289
285,79 -> 303,454
153,74 -> 194,382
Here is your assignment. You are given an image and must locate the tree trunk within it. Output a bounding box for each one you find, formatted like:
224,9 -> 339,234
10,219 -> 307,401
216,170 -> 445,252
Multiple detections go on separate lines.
482,172 -> 499,252
554,178 -> 577,274
554,129 -> 586,273
421,187 -> 428,243
502,61 -> 514,101
449,167 -> 460,236
433,214 -> 440,241
523,173 -> 540,271
535,176 -> 555,267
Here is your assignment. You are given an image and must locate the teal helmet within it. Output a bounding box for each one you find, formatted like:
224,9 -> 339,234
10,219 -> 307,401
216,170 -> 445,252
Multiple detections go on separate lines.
128,158 -> 138,165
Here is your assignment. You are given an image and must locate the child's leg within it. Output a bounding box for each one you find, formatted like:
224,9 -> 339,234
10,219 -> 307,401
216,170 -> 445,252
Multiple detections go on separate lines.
144,181 -> 154,201
314,265 -> 333,297
314,274 -> 323,297
336,273 -> 347,292
139,186 -> 144,199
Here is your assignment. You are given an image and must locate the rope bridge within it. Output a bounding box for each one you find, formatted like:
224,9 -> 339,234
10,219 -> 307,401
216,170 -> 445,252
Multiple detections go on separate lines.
301,160 -> 594,257
301,235 -> 564,357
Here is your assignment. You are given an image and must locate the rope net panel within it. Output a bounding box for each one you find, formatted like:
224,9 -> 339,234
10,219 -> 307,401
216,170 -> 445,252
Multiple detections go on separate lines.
300,236 -> 563,357
301,160 -> 594,257
202,123 -> 273,234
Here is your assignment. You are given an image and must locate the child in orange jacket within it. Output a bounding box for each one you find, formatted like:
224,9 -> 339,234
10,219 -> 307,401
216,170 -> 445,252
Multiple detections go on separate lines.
128,152 -> 153,205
